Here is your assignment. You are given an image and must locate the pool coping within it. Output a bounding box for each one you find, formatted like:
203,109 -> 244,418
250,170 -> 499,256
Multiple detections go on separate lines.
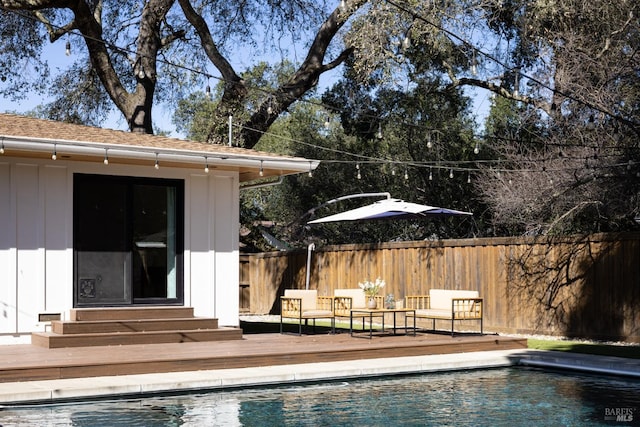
1,349 -> 639,406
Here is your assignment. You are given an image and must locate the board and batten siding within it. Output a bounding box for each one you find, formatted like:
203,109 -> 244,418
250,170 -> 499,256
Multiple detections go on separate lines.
0,157 -> 240,338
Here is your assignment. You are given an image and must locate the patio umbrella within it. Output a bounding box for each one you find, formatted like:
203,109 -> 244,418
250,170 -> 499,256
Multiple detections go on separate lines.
307,198 -> 472,224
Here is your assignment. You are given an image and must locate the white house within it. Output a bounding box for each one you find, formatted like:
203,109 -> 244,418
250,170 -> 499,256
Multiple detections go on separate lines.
0,113 -> 318,343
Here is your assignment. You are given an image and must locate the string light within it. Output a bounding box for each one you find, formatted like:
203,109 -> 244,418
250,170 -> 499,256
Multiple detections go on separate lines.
474,142 -> 480,155
426,134 -> 432,149
204,156 -> 209,173
154,153 -> 159,169
449,168 -> 454,179
259,160 -> 264,176
401,34 -> 410,50
205,84 -> 211,99
136,60 -> 146,80
428,167 -> 433,181
0,138 -> 4,154
6,3 -> 629,183
376,123 -> 383,139
51,144 -> 57,160
65,39 -> 71,56
404,168 -> 409,181
308,161 -> 313,177
467,172 -> 471,184
103,149 -> 109,165
324,116 -> 331,129
470,50 -> 477,76
6,0 -> 626,148
356,163 -> 361,179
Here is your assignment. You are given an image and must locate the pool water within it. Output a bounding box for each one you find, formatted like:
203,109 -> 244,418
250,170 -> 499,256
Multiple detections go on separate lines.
1,367 -> 639,426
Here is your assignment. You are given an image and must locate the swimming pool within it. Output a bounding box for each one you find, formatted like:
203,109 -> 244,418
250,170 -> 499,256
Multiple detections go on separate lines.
2,367 -> 639,426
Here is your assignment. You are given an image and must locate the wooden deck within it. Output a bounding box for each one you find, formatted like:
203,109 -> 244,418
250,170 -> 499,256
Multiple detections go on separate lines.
0,329 -> 527,383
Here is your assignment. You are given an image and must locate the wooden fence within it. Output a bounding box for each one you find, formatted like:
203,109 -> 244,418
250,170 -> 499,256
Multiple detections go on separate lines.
240,232 -> 640,342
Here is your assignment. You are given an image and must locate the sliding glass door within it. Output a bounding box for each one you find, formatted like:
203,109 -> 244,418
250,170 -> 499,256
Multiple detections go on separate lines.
74,174 -> 184,306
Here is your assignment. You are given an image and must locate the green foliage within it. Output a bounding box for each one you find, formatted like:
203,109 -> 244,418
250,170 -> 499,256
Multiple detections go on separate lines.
528,339 -> 640,359
0,10 -> 49,101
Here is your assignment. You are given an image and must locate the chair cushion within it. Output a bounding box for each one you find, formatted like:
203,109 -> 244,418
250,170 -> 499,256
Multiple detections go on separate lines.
334,289 -> 366,309
285,289 -> 318,311
302,310 -> 333,317
414,308 -> 453,319
429,289 -> 479,310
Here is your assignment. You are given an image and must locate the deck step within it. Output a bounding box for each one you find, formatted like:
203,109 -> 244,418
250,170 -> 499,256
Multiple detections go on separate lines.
31,328 -> 243,348
50,317 -> 219,334
32,306 -> 243,349
70,307 -> 194,321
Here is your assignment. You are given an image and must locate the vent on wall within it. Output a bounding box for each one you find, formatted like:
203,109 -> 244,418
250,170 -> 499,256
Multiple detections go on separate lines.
38,313 -> 61,322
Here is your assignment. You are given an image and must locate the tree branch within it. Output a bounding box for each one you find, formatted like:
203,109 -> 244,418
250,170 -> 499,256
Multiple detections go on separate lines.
32,10 -> 74,42
177,0 -> 243,87
238,0 -> 367,148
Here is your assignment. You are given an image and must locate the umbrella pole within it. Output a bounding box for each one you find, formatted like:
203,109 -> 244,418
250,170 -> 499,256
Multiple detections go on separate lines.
305,243 -> 315,290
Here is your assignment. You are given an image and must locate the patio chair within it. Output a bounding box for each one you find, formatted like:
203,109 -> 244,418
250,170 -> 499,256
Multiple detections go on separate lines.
280,289 -> 335,335
334,289 -> 384,318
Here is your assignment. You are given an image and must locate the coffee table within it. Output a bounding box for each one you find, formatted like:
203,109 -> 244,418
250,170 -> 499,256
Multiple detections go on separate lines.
349,308 -> 416,338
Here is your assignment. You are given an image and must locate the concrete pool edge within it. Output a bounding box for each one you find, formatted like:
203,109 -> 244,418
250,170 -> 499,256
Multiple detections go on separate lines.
1,349 -> 639,406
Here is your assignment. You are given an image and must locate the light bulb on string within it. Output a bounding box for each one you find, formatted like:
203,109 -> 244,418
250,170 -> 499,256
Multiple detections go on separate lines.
356,163 -> 361,180
376,123 -> 383,139
474,142 -> 480,155
204,157 -> 209,173
137,62 -> 146,80
65,40 -> 71,56
51,144 -> 57,160
103,149 -> 109,165
426,134 -> 432,149
154,153 -> 159,170
404,169 -> 409,181
449,168 -> 454,179
324,116 -> 331,129
428,168 -> 433,181
259,160 -> 264,177
308,161 -> 313,178
401,35 -> 410,51
205,84 -> 211,99
467,172 -> 471,184
470,50 -> 477,76
0,138 -> 4,155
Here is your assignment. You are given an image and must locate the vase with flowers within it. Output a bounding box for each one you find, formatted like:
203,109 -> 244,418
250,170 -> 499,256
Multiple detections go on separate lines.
358,277 -> 386,309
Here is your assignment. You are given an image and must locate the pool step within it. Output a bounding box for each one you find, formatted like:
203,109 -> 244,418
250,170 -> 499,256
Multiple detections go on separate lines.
31,307 -> 242,349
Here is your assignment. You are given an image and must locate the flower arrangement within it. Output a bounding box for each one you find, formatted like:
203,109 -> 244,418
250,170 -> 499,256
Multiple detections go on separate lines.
358,277 -> 386,297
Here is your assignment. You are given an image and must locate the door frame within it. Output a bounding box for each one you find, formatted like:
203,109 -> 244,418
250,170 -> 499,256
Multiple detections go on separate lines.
72,173 -> 185,307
